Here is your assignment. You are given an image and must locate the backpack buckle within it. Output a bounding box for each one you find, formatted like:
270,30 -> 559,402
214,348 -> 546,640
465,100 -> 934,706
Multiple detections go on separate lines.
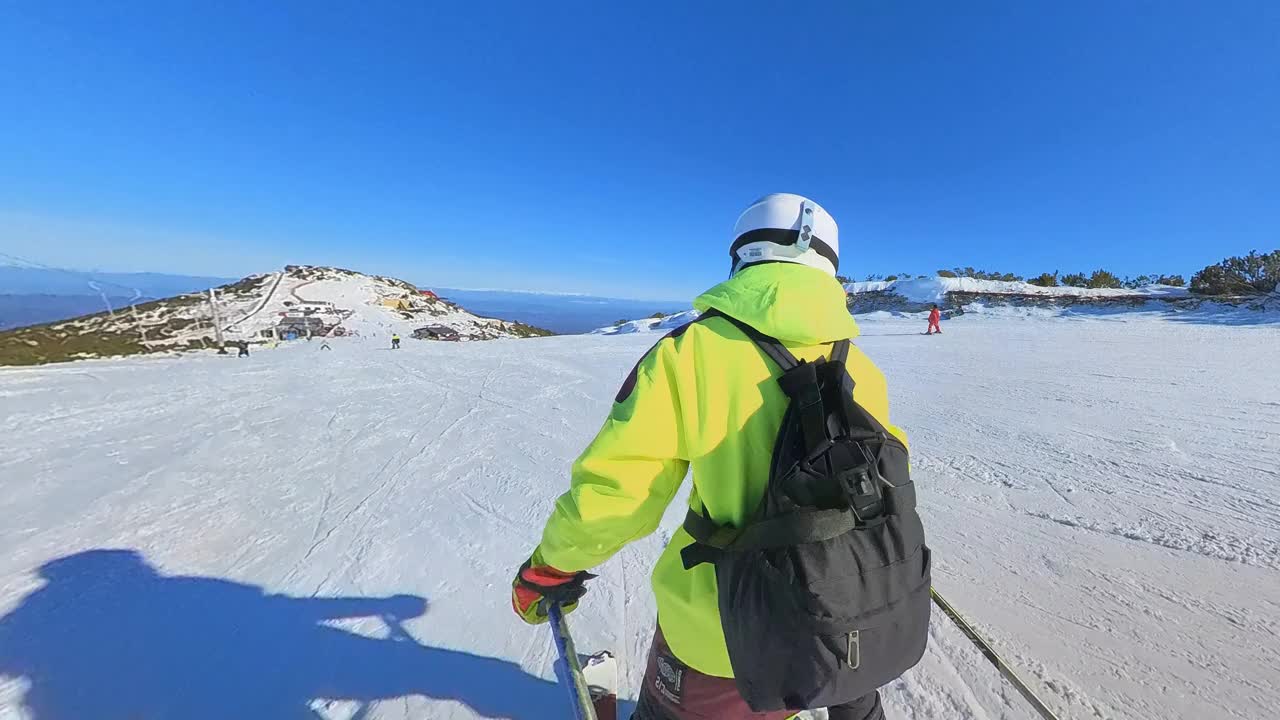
837,462 -> 885,522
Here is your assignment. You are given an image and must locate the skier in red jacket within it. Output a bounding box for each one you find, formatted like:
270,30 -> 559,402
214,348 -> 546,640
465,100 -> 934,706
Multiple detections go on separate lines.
927,304 -> 942,335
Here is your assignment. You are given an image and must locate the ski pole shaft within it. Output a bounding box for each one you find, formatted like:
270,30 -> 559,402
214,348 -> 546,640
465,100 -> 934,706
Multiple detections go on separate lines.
547,602 -> 598,720
930,587 -> 1063,720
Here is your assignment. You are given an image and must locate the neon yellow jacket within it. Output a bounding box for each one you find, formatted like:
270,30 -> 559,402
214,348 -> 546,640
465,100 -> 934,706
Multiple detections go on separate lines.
535,262 -> 907,677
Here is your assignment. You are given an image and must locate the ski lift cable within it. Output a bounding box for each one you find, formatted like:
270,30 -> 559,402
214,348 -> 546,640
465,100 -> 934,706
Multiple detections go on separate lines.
1,250 -> 162,334
0,250 -> 146,297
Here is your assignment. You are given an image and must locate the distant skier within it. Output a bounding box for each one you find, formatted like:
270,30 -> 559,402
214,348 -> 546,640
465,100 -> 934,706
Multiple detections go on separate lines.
391,334 -> 401,350
237,340 -> 250,358
512,194 -> 927,720
927,304 -> 943,335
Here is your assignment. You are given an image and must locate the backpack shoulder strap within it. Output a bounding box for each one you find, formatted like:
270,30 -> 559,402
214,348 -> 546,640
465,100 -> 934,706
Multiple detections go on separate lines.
699,309 -> 800,371
830,339 -> 850,365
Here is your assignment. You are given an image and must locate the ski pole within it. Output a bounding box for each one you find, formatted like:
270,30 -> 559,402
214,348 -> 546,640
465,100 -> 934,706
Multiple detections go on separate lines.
547,602 -> 598,720
930,587 -> 1063,720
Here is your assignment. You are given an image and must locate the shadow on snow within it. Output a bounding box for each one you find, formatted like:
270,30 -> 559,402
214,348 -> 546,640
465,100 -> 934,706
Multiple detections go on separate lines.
0,549 -> 568,719
1056,300 -> 1280,326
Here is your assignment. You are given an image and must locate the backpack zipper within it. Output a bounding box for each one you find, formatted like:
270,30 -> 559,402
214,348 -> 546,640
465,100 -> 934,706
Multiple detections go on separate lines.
846,630 -> 861,669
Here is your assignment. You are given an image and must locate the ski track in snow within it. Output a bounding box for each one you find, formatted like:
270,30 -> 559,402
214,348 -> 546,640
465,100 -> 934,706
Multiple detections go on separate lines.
0,313 -> 1278,719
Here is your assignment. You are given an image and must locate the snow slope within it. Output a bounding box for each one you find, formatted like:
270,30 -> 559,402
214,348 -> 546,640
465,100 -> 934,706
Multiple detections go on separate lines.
1,313 -> 1278,719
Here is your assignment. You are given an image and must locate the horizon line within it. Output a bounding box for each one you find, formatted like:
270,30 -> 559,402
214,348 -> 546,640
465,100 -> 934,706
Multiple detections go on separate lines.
431,285 -> 688,304
0,260 -> 691,305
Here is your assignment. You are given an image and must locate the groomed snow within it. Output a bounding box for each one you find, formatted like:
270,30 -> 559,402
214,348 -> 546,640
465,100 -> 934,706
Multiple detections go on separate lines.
1,313 -> 1277,719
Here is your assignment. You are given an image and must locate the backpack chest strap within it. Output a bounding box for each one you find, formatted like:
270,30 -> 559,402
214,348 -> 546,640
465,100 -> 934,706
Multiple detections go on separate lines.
680,507 -> 739,569
680,504 -> 866,569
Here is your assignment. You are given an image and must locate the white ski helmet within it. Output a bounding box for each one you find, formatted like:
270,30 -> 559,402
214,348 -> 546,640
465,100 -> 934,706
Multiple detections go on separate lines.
729,193 -> 840,277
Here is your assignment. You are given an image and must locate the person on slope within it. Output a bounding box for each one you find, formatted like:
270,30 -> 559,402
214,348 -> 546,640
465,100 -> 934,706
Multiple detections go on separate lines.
512,194 -> 923,720
391,334 -> 401,350
926,304 -> 942,335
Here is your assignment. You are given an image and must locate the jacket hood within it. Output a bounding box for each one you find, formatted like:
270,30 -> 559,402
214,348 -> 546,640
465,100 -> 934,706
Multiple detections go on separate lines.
693,263 -> 859,344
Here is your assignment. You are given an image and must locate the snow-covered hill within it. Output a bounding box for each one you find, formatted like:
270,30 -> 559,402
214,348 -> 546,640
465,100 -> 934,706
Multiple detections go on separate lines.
1,311 -> 1277,719
845,276 -> 1191,303
591,309 -> 702,335
845,276 -> 1204,317
0,266 -> 551,366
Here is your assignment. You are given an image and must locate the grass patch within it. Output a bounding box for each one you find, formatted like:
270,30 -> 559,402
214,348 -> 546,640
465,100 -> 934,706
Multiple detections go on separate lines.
0,324 -> 148,366
504,321 -> 556,338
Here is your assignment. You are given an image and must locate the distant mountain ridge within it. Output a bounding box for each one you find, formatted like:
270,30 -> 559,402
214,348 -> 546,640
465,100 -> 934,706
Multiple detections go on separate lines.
435,287 -> 686,334
0,294 -> 155,332
0,265 -> 235,297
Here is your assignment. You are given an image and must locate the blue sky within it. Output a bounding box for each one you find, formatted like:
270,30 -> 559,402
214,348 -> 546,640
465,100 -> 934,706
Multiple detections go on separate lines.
1,2 -> 1276,301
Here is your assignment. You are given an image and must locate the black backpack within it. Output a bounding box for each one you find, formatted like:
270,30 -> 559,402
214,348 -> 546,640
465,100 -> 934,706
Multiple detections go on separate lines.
681,312 -> 932,712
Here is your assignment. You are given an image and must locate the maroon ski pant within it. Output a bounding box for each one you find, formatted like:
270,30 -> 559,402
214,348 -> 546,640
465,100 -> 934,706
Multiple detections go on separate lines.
631,626 -> 884,720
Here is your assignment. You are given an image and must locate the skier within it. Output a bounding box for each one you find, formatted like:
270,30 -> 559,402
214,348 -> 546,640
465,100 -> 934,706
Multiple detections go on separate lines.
927,304 -> 942,335
513,194 -> 922,720
237,340 -> 250,358
391,334 -> 401,350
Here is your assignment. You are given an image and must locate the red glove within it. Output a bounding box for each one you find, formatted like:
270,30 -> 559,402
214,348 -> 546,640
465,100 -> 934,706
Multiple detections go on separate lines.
511,555 -> 594,625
